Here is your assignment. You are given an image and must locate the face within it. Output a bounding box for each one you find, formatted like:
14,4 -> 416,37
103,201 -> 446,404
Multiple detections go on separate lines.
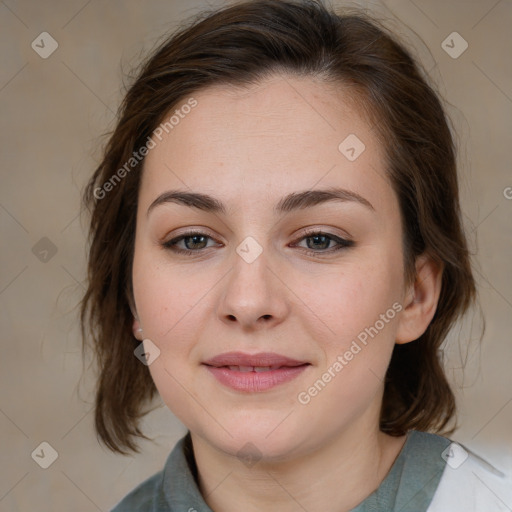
131,74 -> 409,460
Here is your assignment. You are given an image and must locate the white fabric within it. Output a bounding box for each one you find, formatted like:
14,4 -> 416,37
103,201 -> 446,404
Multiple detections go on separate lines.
428,442 -> 512,511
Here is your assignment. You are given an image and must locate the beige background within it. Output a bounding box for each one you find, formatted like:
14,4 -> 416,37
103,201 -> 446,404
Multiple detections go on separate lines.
1,0 -> 511,510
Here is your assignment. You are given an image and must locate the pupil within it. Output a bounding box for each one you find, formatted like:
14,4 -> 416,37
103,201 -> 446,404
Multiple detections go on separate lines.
187,235 -> 206,249
308,235 -> 329,250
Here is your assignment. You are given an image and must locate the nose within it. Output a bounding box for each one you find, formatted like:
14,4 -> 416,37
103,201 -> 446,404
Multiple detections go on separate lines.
217,247 -> 290,330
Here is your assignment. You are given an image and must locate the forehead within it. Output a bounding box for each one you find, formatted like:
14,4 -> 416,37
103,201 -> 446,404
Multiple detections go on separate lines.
140,74 -> 394,216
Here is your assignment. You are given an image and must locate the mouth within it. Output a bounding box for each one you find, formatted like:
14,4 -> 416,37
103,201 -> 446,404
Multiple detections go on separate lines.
203,352 -> 310,392
221,365 -> 287,372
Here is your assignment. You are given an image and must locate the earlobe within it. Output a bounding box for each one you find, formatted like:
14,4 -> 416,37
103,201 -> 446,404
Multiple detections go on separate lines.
395,254 -> 443,345
132,318 -> 144,340
129,295 -> 143,340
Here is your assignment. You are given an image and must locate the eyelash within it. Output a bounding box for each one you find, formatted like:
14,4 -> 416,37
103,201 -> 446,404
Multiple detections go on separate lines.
162,228 -> 354,257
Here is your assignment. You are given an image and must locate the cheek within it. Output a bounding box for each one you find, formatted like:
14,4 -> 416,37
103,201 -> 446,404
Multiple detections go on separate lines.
132,258 -> 202,416
131,249 -> 219,392
299,260 -> 402,345
296,258 -> 404,413
132,252 -> 201,339
297,271 -> 401,417
145,354 -> 206,433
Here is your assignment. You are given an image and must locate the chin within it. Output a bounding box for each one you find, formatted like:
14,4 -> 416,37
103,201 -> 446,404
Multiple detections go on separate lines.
193,413 -> 312,463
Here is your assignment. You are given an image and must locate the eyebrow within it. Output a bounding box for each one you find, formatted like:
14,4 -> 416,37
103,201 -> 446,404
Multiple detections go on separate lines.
147,186 -> 374,217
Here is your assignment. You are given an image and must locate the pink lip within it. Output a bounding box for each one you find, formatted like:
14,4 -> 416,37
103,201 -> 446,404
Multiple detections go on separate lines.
203,352 -> 310,392
204,352 -> 307,368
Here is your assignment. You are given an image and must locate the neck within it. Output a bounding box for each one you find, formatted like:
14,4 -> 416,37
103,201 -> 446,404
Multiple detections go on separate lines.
190,421 -> 407,512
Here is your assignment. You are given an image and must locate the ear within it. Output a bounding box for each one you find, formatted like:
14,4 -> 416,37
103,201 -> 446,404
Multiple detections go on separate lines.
395,253 -> 443,344
132,317 -> 143,340
129,297 -> 144,340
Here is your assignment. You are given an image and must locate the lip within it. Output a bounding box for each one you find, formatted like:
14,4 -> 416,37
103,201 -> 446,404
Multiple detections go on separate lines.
204,352 -> 307,368
203,352 -> 310,392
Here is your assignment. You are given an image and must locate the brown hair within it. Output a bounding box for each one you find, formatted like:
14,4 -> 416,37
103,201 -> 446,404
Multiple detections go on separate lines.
81,0 -> 476,454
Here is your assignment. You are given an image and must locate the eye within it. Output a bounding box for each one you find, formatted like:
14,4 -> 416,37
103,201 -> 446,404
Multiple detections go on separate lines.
292,230 -> 354,255
162,230 -> 221,256
161,228 -> 354,257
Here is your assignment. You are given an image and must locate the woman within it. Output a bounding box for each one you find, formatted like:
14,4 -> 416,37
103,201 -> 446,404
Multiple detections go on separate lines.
80,1 -> 512,510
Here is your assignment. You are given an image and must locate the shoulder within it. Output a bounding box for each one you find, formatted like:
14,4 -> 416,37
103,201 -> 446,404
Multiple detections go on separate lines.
427,439 -> 512,512
404,429 -> 451,453
110,470 -> 166,512
109,433 -> 200,512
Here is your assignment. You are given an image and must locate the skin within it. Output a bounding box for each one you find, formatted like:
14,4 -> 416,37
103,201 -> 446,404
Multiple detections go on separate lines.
131,74 -> 442,512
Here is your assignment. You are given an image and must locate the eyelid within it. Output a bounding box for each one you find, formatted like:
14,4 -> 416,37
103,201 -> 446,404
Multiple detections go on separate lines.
290,228 -> 354,253
161,226 -> 354,256
297,226 -> 353,242
162,228 -> 222,248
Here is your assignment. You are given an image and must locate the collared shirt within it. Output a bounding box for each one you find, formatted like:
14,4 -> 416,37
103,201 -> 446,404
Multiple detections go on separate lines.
111,430 -> 512,511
